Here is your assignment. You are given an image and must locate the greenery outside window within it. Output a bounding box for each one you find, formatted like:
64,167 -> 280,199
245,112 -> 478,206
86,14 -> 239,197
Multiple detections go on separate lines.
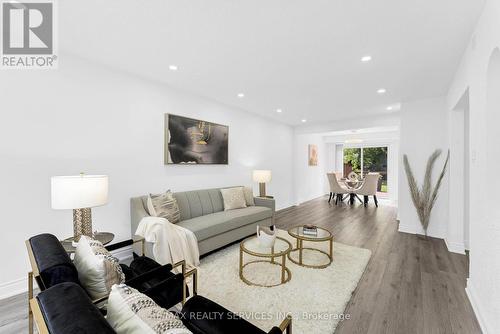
343,146 -> 388,193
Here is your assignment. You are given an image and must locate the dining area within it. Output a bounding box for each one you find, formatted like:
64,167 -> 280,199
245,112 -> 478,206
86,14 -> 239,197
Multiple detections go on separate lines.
327,172 -> 382,207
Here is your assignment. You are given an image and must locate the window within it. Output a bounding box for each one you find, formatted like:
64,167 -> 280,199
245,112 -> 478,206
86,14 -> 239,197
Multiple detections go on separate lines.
343,146 -> 388,194
343,148 -> 362,176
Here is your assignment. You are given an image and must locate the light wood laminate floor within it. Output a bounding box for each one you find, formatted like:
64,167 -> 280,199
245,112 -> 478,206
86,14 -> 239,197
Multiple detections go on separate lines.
0,197 -> 481,333
275,197 -> 481,334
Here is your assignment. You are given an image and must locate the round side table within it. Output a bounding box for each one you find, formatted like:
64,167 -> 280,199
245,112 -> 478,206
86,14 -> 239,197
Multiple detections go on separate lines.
61,232 -> 115,254
239,235 -> 292,287
287,226 -> 333,269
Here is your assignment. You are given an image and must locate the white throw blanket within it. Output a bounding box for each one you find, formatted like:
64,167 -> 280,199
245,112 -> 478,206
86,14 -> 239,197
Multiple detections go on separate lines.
135,217 -> 200,271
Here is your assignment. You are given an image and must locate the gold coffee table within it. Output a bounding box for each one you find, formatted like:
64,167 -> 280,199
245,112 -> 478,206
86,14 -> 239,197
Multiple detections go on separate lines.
239,236 -> 292,287
288,226 -> 333,269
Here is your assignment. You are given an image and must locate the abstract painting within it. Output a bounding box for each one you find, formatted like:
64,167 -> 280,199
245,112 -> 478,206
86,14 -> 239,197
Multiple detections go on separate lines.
308,144 -> 318,166
164,114 -> 229,164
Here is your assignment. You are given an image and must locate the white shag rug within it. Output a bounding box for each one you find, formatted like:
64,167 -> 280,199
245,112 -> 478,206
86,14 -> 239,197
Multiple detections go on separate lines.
197,230 -> 371,334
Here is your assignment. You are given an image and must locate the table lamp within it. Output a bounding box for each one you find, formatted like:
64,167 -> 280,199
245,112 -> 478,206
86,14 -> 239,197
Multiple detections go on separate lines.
51,174 -> 109,244
253,170 -> 272,197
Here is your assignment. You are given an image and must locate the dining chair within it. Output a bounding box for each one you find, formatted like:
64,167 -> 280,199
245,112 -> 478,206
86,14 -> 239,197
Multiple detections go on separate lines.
327,173 -> 350,205
353,173 -> 381,207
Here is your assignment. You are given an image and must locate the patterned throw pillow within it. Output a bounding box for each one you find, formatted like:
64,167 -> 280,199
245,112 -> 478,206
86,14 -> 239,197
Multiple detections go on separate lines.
220,187 -> 247,211
106,284 -> 192,334
243,187 -> 255,206
73,236 -> 125,300
147,190 -> 181,224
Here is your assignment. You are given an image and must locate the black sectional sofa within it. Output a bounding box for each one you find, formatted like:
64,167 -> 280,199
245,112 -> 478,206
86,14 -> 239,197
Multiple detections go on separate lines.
26,233 -> 292,334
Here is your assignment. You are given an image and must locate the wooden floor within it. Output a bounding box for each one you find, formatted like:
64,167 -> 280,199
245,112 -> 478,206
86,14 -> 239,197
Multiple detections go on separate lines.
275,197 -> 481,334
0,197 -> 481,333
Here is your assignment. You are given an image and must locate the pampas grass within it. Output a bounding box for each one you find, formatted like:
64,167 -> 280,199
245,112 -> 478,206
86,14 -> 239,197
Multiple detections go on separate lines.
403,149 -> 450,236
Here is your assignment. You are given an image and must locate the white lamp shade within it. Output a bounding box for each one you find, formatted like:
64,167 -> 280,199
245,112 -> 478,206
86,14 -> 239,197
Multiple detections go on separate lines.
51,175 -> 109,209
253,170 -> 272,183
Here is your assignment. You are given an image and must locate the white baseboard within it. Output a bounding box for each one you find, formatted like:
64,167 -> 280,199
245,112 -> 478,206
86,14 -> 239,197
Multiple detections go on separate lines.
398,222 -> 416,235
466,278 -> 491,334
0,276 -> 29,300
295,193 -> 327,206
397,221 -> 447,239
0,245 -> 134,301
444,239 -> 466,254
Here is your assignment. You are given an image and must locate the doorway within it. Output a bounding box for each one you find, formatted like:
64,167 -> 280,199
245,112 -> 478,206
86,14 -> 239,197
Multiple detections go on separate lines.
343,146 -> 389,197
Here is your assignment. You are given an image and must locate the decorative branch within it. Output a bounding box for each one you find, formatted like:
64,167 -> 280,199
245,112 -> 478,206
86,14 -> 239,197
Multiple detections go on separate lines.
403,149 -> 449,236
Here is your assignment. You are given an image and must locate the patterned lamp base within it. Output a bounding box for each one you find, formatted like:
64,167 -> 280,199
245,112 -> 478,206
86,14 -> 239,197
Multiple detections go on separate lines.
259,182 -> 266,197
73,208 -> 92,242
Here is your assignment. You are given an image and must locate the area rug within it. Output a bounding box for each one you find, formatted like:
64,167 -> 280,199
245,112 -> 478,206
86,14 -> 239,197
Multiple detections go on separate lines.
197,230 -> 371,334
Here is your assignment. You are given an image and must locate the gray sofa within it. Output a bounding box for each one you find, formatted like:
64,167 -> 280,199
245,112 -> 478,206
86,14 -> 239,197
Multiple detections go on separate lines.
130,187 -> 275,256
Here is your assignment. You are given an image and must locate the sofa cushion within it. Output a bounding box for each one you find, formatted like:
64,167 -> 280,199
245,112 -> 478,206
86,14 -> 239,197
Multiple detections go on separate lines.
220,187 -> 247,211
173,189 -> 224,221
177,206 -> 272,241
147,190 -> 181,224
243,187 -> 255,206
73,236 -> 125,300
106,284 -> 192,334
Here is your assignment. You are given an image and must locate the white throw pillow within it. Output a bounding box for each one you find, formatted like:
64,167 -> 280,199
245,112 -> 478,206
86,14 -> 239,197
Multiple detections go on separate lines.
147,190 -> 181,224
73,236 -> 125,300
243,187 -> 255,206
106,284 -> 192,334
220,187 -> 247,211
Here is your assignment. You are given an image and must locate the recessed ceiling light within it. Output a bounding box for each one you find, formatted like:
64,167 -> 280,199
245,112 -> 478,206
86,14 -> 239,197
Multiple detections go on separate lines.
386,106 -> 393,111
237,93 -> 245,98
168,65 -> 178,71
361,55 -> 372,62
276,109 -> 283,113
301,119 -> 307,123
377,88 -> 387,94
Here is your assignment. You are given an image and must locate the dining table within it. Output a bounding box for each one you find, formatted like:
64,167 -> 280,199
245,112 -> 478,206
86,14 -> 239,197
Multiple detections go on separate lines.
343,179 -> 364,204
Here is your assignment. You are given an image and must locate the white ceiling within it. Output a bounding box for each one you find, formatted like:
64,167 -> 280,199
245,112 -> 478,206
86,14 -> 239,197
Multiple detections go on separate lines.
59,0 -> 484,126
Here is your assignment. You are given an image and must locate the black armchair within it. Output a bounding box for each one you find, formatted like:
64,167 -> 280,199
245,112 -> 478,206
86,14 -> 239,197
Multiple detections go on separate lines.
30,282 -> 292,334
26,233 -> 292,334
25,233 -> 189,333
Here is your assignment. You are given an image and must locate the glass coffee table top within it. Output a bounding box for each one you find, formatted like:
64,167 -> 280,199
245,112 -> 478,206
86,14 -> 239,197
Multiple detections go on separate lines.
288,226 -> 332,241
240,236 -> 291,257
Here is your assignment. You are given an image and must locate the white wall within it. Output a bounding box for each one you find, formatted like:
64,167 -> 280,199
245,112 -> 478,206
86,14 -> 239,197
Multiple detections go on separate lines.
447,1 -> 500,332
0,55 -> 294,298
293,114 -> 401,206
448,99 -> 467,254
293,133 -> 327,204
334,144 -> 343,172
398,97 -> 450,238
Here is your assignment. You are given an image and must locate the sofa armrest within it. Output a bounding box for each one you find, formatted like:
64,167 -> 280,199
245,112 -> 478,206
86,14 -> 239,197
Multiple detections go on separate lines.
130,197 -> 149,238
254,197 -> 275,212
125,263 -> 174,287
